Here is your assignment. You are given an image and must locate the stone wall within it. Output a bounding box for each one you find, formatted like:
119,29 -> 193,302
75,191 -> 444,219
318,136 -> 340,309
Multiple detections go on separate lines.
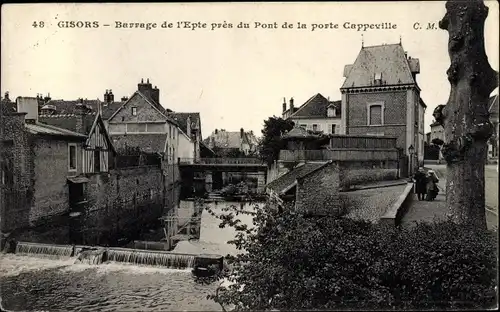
78,165 -> 165,246
338,160 -> 399,188
1,113 -> 33,233
31,138 -> 83,224
295,163 -> 341,216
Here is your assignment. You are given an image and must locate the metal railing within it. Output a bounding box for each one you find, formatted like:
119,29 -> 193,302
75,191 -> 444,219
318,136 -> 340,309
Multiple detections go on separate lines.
178,157 -> 265,165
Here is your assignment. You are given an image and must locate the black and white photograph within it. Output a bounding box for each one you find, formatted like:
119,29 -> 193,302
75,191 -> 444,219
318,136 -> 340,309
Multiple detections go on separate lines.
0,1 -> 498,311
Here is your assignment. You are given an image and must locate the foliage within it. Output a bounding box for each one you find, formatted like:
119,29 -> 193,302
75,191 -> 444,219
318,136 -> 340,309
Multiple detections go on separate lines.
431,138 -> 445,146
258,116 -> 295,166
201,198 -> 498,311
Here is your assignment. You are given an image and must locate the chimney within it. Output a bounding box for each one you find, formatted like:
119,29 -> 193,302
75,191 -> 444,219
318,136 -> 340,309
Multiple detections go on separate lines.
282,97 -> 287,113
151,85 -> 160,105
186,116 -> 192,136
43,93 -> 51,103
104,89 -> 110,103
75,101 -> 88,134
4,91 -> 9,101
16,97 -> 39,123
121,96 -> 129,102
290,97 -> 294,111
215,129 -> 218,134
138,78 -> 154,102
109,89 -> 114,102
240,128 -> 244,138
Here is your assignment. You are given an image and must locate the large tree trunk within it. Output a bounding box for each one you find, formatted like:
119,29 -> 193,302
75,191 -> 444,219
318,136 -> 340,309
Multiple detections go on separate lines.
434,0 -> 498,230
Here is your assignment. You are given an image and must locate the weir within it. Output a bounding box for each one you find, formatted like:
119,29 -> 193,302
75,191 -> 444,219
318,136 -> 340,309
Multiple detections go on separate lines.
106,247 -> 195,269
7,242 -> 215,270
14,242 -> 74,259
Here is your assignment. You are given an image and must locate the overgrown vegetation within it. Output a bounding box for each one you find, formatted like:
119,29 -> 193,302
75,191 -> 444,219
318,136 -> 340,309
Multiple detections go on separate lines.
258,116 -> 295,166
199,199 -> 497,311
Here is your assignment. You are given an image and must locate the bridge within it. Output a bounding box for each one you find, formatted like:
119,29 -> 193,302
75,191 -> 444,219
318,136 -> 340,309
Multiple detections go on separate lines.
178,158 -> 268,172
178,158 -> 268,194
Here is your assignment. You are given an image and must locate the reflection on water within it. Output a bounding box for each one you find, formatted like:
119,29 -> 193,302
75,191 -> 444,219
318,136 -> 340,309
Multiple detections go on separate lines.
0,254 -> 220,311
0,201 -> 262,311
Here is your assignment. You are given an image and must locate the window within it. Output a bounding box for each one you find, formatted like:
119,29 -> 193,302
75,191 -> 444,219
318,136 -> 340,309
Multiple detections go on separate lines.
68,144 -> 77,171
331,124 -> 336,134
368,103 -> 383,126
94,150 -> 101,172
327,107 -> 335,117
312,124 -> 318,131
131,107 -> 137,116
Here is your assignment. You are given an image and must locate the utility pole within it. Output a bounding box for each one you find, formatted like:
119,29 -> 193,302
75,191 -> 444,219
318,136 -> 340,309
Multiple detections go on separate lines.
434,0 -> 498,230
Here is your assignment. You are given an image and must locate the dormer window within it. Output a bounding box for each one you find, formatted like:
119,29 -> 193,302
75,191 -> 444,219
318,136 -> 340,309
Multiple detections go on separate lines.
327,106 -> 336,117
131,107 -> 137,116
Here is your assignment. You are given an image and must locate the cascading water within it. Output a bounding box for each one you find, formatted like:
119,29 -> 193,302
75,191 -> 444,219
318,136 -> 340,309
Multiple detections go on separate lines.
106,248 -> 195,269
14,242 -> 74,259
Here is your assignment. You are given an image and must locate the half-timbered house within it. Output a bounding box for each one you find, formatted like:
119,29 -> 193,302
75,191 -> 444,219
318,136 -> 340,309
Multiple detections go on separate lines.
82,113 -> 116,174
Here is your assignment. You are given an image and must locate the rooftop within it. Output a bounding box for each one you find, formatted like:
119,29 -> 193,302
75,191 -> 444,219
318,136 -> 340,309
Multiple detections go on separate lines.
289,93 -> 341,119
266,162 -> 329,195
342,43 -> 419,89
25,122 -> 87,139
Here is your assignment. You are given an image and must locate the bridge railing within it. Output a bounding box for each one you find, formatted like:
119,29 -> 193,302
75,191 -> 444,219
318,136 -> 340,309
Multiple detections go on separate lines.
178,157 -> 266,165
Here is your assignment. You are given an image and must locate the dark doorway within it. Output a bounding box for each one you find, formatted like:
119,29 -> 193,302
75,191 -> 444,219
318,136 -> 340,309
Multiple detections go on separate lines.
94,150 -> 101,172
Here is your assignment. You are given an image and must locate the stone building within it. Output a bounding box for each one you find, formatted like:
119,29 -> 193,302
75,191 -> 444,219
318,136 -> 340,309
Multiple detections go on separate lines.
282,95 -> 343,135
340,43 -> 427,168
266,161 -> 342,216
1,97 -> 88,244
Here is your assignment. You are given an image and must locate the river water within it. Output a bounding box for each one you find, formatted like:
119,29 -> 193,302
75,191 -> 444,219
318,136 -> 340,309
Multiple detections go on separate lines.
0,201 -> 261,312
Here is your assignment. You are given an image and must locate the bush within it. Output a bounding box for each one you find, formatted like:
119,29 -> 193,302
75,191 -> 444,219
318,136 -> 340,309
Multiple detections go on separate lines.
206,201 -> 498,311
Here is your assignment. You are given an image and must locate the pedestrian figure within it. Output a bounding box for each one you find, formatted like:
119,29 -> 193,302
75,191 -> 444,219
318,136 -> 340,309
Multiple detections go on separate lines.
425,170 -> 439,201
413,167 -> 427,201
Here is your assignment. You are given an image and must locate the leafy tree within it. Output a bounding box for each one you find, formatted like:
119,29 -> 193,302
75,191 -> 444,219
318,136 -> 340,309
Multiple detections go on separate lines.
200,198 -> 497,311
258,116 -> 294,166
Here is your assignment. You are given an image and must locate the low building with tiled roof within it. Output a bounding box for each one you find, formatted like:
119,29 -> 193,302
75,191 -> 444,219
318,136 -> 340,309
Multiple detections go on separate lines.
340,42 -> 427,170
282,95 -> 342,135
266,161 -> 342,216
203,128 -> 258,157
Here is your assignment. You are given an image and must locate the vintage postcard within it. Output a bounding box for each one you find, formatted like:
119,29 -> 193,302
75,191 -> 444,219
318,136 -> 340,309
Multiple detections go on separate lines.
1,2 -> 498,311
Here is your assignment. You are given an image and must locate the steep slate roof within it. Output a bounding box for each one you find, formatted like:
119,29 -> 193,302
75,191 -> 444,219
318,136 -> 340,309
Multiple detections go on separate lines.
108,91 -> 179,126
266,162 -> 329,194
111,134 -> 167,154
39,113 -> 96,135
41,99 -> 124,120
342,43 -> 417,89
25,122 -> 87,139
168,112 -> 201,136
289,93 -> 341,118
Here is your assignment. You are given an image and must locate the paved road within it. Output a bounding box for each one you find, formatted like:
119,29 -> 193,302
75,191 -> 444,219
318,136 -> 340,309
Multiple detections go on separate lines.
426,164 -> 498,214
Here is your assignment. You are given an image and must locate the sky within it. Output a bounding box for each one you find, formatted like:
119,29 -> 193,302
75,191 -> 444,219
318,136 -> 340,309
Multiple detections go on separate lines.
2,2 -> 499,138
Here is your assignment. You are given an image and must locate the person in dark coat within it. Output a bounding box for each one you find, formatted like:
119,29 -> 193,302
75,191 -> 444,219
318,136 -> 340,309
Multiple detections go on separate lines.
413,167 -> 427,201
425,170 -> 440,201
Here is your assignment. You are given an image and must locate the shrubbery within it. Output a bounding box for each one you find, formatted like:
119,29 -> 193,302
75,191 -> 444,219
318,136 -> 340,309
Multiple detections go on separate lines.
205,201 -> 498,311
